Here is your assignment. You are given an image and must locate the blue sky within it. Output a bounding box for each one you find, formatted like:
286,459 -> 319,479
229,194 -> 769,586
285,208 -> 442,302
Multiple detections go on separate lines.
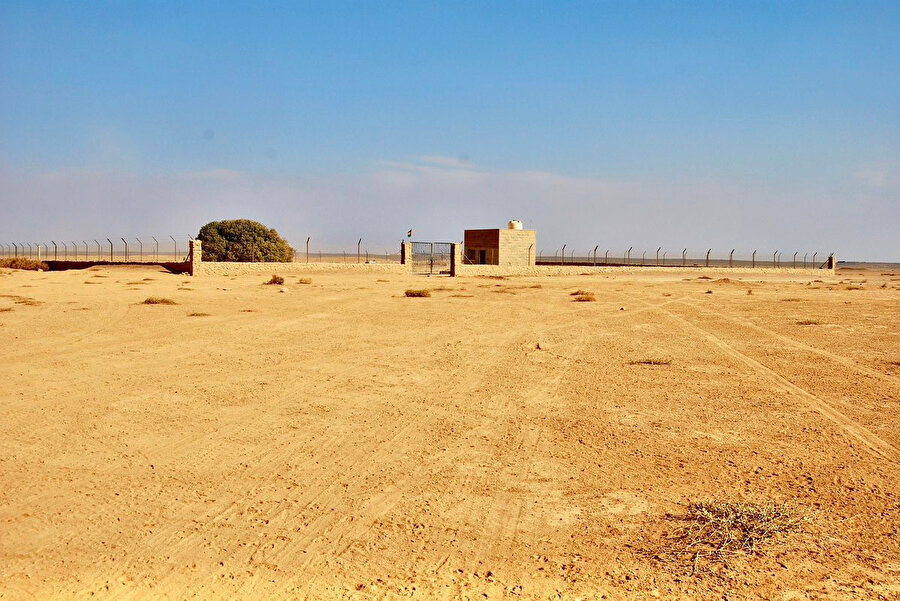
1,1 -> 898,260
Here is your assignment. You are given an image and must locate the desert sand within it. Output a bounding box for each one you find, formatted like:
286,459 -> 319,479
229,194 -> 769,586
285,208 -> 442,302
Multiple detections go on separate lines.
1,265 -> 899,600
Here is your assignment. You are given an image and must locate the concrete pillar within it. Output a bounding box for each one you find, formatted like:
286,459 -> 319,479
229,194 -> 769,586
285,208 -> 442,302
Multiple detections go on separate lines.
189,239 -> 202,276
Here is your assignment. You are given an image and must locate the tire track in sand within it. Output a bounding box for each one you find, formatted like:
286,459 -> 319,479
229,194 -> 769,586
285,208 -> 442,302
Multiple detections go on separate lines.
627,294 -> 898,462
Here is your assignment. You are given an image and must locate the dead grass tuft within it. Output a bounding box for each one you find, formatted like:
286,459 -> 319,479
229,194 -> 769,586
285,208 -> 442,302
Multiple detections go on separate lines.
781,298 -> 801,302
0,257 -> 49,271
659,501 -> 813,570
405,289 -> 431,298
188,312 -> 210,317
629,358 -> 672,366
141,297 -> 177,305
126,281 -> 146,285
0,307 -> 12,312
697,275 -> 712,280
570,289 -> 591,296
572,293 -> 596,302
297,278 -> 312,284
266,275 -> 285,285
795,319 -> 821,326
746,289 -> 753,295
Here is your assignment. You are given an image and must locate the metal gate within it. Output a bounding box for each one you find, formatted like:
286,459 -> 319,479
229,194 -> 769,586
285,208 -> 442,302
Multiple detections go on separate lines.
411,241 -> 452,275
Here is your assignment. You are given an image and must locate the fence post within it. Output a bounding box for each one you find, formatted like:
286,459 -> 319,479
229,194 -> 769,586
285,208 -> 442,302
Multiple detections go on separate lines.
793,251 -> 798,269
562,244 -> 566,265
306,237 -> 310,263
773,251 -> 777,268
626,246 -> 632,265
803,253 -> 807,268
812,252 -> 817,267
358,238 -> 362,264
729,249 -> 734,268
94,240 -> 100,260
682,248 -> 687,267
152,237 -> 158,261
593,245 -> 598,266
52,241 -> 58,260
656,247 -> 661,266
663,251 -> 667,264
706,248 -> 711,267
170,236 -> 177,262
137,238 -> 143,262
122,238 -> 128,262
642,251 -> 646,265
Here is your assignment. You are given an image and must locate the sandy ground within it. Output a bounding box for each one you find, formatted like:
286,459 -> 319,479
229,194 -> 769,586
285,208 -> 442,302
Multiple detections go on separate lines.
1,265 -> 899,600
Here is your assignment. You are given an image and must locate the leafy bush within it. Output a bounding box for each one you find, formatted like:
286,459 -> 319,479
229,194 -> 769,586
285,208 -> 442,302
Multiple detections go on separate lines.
0,257 -> 49,271
197,219 -> 294,262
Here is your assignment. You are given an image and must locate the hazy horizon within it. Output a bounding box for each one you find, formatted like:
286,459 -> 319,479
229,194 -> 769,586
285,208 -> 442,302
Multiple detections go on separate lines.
2,2 -> 898,261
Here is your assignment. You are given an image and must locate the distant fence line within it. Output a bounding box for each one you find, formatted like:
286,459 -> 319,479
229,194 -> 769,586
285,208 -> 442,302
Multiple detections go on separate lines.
0,235 -> 831,270
534,247 -> 833,269
0,235 -> 401,265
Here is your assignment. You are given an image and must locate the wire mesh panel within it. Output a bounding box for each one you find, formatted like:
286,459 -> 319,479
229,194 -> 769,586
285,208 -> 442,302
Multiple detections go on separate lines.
411,242 -> 452,275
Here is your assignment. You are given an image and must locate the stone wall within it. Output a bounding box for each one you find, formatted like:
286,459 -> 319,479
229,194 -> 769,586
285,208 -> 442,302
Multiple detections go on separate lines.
497,229 -> 537,267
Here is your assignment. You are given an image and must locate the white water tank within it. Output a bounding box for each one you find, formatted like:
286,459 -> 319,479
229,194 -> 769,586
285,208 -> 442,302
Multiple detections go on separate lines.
507,220 -> 523,230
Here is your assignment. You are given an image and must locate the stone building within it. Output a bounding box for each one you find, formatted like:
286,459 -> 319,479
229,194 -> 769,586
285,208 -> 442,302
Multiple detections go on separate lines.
463,221 -> 536,267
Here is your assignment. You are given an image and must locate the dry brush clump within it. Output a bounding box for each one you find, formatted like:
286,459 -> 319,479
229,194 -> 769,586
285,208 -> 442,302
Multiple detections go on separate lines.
0,257 -> 49,271
188,312 -> 211,317
658,500 -> 813,572
266,274 -> 285,285
795,319 -> 821,326
629,358 -> 672,366
141,297 -> 177,305
297,278 -> 312,284
405,289 -> 431,298
570,290 -> 596,302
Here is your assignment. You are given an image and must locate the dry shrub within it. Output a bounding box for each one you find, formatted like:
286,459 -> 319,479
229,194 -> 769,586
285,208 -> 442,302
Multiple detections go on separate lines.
266,274 -> 284,285
188,312 -> 210,317
405,289 -> 431,297
570,289 -> 591,296
629,358 -> 672,366
662,292 -> 672,297
0,257 -> 48,271
747,289 -> 753,295
659,501 -> 812,570
126,281 -> 146,285
704,289 -> 713,294
0,307 -> 12,312
297,278 -> 312,284
142,297 -> 177,305
795,319 -> 821,326
697,275 -> 712,280
781,298 -> 801,302
449,294 -> 474,298
572,293 -> 596,302
240,309 -> 256,312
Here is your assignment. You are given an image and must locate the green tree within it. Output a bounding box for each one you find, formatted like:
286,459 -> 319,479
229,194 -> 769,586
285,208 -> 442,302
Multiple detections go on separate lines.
197,219 -> 294,262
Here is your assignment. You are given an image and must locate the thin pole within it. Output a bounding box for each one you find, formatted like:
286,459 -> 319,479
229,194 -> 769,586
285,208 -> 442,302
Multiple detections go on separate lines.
170,236 -> 177,262
812,252 -> 817,267
729,249 -> 734,268
706,248 -> 711,268
656,247 -> 661,266
793,251 -> 798,269
682,248 -> 687,267
358,238 -> 362,263
107,238 -> 113,261
83,241 -> 88,260
121,238 -> 128,262
593,245 -> 598,266
773,251 -> 778,268
137,238 -> 143,262
562,244 -> 566,264
52,241 -> 58,260
94,240 -> 101,260
626,246 -> 632,265
642,251 -> 646,265
152,236 -> 158,261
752,250 -> 756,268
70,241 -> 77,260
306,237 -> 310,263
